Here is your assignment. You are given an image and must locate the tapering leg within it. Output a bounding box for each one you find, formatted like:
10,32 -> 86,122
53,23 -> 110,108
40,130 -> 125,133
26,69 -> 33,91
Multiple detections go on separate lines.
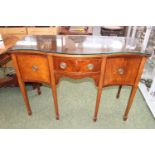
123,86 -> 138,121
93,85 -> 103,122
50,81 -> 59,120
18,80 -> 32,115
93,58 -> 106,122
123,57 -> 147,120
48,56 -> 59,120
116,85 -> 122,99
11,54 -> 32,115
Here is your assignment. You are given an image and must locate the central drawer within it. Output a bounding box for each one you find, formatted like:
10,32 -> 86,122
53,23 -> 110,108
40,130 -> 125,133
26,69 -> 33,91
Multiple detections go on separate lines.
53,57 -> 102,74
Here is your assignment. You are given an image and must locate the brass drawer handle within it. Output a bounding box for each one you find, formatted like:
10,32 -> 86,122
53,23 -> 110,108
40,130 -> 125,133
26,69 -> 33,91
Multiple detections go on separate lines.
60,62 -> 67,69
32,65 -> 38,71
117,68 -> 124,75
87,64 -> 94,70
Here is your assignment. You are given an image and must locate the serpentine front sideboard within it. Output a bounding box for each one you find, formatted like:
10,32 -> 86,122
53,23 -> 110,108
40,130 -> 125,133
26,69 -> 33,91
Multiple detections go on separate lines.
8,35 -> 150,121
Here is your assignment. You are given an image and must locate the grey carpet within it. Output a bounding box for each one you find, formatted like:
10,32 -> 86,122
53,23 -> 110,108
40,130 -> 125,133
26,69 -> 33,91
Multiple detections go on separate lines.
0,78 -> 154,128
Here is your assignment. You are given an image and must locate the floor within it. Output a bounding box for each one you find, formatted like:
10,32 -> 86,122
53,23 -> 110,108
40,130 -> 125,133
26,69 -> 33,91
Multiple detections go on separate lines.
0,78 -> 154,129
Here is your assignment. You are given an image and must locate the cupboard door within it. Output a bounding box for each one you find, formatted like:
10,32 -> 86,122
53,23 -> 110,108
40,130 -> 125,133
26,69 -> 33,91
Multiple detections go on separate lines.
104,56 -> 142,86
16,54 -> 50,83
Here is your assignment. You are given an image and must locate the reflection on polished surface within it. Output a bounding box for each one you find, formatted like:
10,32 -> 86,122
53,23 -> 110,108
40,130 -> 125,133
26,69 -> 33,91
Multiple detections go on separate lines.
8,35 -> 149,55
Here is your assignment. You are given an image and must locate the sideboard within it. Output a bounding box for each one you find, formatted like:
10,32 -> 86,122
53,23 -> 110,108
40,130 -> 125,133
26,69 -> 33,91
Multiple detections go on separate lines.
8,35 -> 150,121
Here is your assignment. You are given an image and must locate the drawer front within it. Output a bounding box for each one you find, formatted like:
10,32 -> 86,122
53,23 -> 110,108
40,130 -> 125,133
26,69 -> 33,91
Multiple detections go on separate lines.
16,55 -> 50,83
77,59 -> 101,73
53,57 -> 77,72
104,57 -> 142,85
53,57 -> 101,74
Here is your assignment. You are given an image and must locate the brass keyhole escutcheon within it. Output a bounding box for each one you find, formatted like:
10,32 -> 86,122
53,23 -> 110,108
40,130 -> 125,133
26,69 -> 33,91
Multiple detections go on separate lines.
117,68 -> 124,75
32,65 -> 38,71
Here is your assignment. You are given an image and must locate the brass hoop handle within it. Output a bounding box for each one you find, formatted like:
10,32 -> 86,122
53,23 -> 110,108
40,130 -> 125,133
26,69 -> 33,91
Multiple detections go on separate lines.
60,62 -> 67,69
32,65 -> 38,71
87,64 -> 94,70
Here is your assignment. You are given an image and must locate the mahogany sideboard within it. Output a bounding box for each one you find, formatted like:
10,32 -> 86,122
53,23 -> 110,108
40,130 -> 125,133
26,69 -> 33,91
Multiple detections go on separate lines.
8,35 -> 150,121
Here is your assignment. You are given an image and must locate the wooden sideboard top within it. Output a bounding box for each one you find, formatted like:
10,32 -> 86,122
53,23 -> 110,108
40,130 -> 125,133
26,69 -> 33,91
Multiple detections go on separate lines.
8,35 -> 150,56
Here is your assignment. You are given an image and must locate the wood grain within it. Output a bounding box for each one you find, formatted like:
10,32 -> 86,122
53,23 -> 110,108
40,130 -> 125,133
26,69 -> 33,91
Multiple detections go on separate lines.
104,55 -> 142,86
11,51 -> 148,121
93,57 -> 107,121
123,56 -> 147,120
47,55 -> 59,120
16,54 -> 50,83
